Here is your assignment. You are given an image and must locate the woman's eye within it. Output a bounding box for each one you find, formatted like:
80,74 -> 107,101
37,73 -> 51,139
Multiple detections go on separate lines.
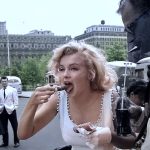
70,67 -> 78,71
58,68 -> 65,72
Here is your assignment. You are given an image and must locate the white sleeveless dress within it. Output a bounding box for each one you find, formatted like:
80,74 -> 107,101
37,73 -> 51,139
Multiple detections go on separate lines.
58,90 -> 115,150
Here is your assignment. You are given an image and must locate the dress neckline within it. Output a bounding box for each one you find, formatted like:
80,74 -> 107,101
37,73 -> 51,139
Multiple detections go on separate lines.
66,93 -> 104,126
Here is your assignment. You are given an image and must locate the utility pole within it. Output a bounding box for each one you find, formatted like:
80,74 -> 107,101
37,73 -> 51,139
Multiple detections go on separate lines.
6,30 -> 10,75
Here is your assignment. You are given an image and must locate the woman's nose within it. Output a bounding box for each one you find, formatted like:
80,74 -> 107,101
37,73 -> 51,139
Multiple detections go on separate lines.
63,69 -> 70,77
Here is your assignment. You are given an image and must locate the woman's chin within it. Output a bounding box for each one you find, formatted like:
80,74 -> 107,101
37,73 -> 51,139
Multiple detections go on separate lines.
66,88 -> 73,94
66,88 -> 73,95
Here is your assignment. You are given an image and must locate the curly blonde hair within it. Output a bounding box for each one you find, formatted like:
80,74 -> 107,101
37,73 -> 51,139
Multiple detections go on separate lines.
48,41 -> 117,91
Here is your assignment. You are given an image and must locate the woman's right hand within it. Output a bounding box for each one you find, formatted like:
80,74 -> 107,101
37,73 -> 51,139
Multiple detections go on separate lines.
18,84 -> 59,140
29,84 -> 56,105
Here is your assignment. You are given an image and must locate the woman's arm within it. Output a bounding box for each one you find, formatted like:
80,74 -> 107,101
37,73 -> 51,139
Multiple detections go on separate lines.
17,85 -> 58,140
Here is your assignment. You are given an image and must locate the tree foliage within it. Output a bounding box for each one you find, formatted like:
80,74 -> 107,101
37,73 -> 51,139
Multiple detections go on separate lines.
20,57 -> 41,86
105,43 -> 127,61
0,52 -> 52,90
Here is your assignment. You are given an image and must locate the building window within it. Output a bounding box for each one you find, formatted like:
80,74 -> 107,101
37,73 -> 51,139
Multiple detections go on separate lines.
28,44 -> 32,49
20,44 -> 25,49
34,44 -> 39,49
40,44 -> 45,49
14,43 -> 18,49
47,44 -> 51,49
11,44 -> 14,48
0,43 -> 4,48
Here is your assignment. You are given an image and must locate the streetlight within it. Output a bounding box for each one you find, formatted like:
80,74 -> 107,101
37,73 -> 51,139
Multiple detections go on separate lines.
6,30 -> 10,75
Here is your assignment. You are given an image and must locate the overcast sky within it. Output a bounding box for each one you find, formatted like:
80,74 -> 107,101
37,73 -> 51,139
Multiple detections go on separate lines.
0,0 -> 123,37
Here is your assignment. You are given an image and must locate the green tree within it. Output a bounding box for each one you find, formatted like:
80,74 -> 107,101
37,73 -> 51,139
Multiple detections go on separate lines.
105,43 -> 127,61
0,53 -> 53,90
10,61 -> 23,77
20,57 -> 41,87
37,53 -> 52,84
0,67 -> 10,76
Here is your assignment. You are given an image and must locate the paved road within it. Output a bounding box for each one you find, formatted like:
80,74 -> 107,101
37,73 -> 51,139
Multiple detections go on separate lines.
0,95 -> 66,150
18,91 -> 33,98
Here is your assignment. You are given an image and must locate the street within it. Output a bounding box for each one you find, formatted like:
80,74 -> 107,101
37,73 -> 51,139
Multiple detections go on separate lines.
0,96 -> 66,150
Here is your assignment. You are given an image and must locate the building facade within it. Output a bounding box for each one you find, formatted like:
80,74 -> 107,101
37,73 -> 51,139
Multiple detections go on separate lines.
0,22 -> 7,35
0,30 -> 71,67
74,24 -> 127,50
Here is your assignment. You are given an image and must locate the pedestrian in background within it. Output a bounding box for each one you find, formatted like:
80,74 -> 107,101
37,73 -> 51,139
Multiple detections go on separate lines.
126,80 -> 147,149
0,76 -> 20,148
127,80 -> 147,107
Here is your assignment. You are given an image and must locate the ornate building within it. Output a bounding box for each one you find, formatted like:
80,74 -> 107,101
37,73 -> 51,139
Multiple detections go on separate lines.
0,21 -> 7,35
0,29 -> 71,67
74,24 -> 127,50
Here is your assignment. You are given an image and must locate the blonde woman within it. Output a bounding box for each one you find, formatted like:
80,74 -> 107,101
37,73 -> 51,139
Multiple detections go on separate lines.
18,41 -> 135,150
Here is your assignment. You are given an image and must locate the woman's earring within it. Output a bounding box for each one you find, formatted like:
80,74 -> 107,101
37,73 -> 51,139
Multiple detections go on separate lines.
88,74 -> 92,81
88,71 -> 95,81
90,77 -> 94,81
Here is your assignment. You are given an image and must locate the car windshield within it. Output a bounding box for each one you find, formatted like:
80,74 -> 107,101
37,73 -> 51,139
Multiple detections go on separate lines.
8,79 -> 19,83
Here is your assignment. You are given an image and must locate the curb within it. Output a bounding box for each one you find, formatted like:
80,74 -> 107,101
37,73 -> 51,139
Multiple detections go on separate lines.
19,95 -> 30,98
18,91 -> 33,98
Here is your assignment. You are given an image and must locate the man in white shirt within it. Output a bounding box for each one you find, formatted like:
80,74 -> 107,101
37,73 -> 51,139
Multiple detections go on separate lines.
0,76 -> 20,148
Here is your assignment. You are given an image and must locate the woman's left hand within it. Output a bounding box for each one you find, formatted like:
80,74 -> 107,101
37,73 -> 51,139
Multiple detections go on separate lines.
73,123 -> 112,149
73,122 -> 96,135
86,127 -> 112,147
